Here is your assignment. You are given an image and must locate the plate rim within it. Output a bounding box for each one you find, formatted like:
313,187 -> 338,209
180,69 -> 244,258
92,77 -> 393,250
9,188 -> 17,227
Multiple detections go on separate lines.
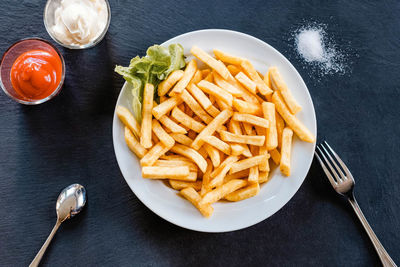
112,29 -> 317,232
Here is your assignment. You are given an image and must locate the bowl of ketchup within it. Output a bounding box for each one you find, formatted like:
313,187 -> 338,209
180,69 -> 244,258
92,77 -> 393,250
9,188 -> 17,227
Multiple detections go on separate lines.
0,38 -> 65,104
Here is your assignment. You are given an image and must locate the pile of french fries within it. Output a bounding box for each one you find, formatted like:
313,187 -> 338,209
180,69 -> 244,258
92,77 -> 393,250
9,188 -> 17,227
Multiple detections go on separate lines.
117,46 -> 315,218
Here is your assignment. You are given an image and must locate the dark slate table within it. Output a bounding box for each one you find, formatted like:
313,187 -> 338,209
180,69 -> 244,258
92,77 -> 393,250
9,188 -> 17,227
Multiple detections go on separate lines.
1,1 -> 399,266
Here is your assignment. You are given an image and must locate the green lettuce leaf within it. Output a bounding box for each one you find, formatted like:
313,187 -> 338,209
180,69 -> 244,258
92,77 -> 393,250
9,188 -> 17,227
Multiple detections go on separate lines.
115,44 -> 185,123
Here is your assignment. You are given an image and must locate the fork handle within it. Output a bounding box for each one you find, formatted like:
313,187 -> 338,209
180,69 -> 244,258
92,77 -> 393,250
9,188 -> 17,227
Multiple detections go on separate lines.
348,196 -> 397,267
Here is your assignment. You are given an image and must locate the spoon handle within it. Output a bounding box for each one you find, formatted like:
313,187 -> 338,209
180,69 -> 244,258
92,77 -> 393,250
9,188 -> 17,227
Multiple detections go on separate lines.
29,220 -> 61,267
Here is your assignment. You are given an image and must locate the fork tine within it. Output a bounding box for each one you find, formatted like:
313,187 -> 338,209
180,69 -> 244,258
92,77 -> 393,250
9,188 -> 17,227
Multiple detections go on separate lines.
320,142 -> 346,181
317,145 -> 342,183
315,149 -> 337,186
324,141 -> 353,180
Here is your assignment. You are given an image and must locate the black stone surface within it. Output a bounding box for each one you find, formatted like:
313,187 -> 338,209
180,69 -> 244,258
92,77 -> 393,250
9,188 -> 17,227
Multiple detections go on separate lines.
0,1 -> 399,266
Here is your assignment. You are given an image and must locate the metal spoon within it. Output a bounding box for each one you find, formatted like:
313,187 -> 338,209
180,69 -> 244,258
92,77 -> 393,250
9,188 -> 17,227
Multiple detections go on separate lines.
30,184 -> 87,267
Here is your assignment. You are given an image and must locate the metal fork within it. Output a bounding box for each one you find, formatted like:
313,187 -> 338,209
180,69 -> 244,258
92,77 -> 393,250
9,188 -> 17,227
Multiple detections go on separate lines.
315,141 -> 397,267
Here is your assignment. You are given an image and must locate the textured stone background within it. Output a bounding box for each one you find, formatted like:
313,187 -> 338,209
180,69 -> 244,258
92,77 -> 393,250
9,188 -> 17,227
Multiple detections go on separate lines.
0,0 -> 399,266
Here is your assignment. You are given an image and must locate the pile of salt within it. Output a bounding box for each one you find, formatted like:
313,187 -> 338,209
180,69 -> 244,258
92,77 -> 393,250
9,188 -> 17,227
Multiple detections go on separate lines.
294,26 -> 346,75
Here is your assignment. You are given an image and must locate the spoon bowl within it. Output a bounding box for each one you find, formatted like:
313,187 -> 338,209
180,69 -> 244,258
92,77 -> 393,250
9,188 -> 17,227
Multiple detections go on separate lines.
56,183 -> 86,221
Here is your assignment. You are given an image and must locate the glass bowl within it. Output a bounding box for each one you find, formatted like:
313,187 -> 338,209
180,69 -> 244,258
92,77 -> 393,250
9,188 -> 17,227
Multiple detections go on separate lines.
43,0 -> 111,49
0,38 -> 65,105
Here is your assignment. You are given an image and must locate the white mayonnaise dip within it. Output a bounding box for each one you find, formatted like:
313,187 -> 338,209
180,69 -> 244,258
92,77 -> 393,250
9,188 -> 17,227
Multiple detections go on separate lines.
51,0 -> 108,46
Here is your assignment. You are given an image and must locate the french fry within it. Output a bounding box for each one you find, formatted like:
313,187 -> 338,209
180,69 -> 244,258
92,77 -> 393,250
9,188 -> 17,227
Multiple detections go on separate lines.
201,69 -> 211,78
242,122 -> 254,135
204,72 -> 214,82
232,98 -> 262,115
269,67 -> 302,114
180,89 -> 213,124
142,166 -> 192,180
117,106 -> 141,138
180,187 -> 213,217
230,155 -> 268,174
169,180 -> 202,191
158,115 -> 187,134
227,76 -> 260,103
269,148 -> 281,165
152,119 -> 175,148
124,127 -> 147,158
152,96 -> 182,120
228,120 -> 252,157
240,60 -> 273,95
158,70 -> 184,96
233,113 -> 269,128
154,159 -> 198,172
200,179 -> 247,205
207,105 -> 221,117
140,83 -> 154,148
264,68 -> 272,88
140,141 -> 173,166
186,83 -> 212,111
198,145 -> 209,160
191,109 -> 233,150
258,146 -> 270,172
204,143 -> 221,167
197,80 -> 233,106
169,59 -> 197,95
189,70 -> 202,86
170,133 -> 193,146
213,72 -> 243,97
230,143 -> 245,156
171,107 -> 206,133
213,49 -> 244,65
190,46 -> 230,79
160,154 -> 192,161
223,169 -> 249,183
262,102 -> 278,150
280,127 -> 293,176
275,111 -> 285,148
272,92 -> 315,143
220,130 -> 265,146
210,156 -> 238,178
225,183 -> 260,201
248,166 -> 259,184
232,121 -> 245,135
235,72 -> 256,94
190,171 -> 199,181
170,144 -> 207,172
209,156 -> 239,188
201,159 -> 213,196
215,97 -> 231,111
258,171 -> 270,184
203,135 -> 231,155
227,64 -> 241,76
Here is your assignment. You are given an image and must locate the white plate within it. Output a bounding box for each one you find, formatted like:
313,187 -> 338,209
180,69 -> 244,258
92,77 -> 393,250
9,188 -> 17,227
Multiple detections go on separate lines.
112,29 -> 317,232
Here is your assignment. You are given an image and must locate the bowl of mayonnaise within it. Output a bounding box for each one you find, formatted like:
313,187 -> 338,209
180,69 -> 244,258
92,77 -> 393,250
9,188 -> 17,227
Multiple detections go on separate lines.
44,0 -> 111,49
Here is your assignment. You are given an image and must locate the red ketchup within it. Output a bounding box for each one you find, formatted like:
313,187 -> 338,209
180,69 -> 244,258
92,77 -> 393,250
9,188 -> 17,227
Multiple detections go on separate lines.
10,50 -> 63,100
